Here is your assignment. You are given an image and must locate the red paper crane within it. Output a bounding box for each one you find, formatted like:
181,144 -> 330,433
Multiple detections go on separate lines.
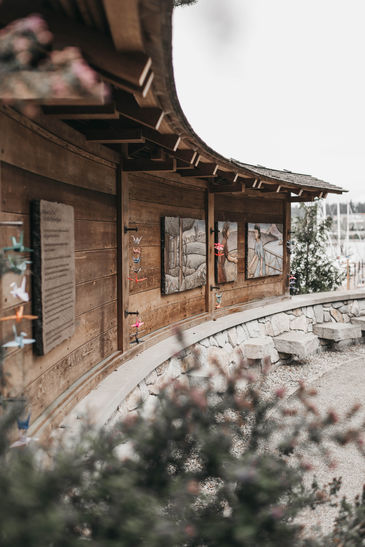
131,318 -> 144,329
128,274 -> 147,283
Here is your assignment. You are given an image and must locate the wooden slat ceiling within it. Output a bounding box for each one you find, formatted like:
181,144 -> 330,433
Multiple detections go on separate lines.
0,0 -> 346,197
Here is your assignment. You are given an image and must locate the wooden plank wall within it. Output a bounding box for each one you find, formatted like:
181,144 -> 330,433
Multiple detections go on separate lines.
126,173 -> 288,340
127,173 -> 207,339
0,109 -> 119,422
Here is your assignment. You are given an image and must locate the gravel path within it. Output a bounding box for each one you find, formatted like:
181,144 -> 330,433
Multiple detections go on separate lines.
262,344 -> 365,538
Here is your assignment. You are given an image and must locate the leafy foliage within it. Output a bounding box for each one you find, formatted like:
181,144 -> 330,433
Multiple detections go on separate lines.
0,355 -> 364,546
290,202 -> 344,294
0,15 -> 106,106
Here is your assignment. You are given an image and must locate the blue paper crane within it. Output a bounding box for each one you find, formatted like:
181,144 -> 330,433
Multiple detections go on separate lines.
17,413 -> 31,431
7,255 -> 32,274
3,232 -> 32,253
2,325 -> 35,349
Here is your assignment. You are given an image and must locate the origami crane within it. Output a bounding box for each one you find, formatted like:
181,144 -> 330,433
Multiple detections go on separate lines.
215,293 -> 223,309
133,248 -> 141,254
128,274 -> 147,283
17,413 -> 31,431
133,267 -> 142,274
131,319 -> 144,329
132,235 -> 143,245
3,232 -> 32,253
2,324 -> 35,349
10,434 -> 37,448
214,242 -> 224,257
0,305 -> 37,323
132,256 -> 141,264
7,256 -> 31,274
10,278 -> 29,302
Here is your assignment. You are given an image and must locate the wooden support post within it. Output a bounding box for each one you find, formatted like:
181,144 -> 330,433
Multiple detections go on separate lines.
206,191 -> 215,315
117,158 -> 130,351
283,198 -> 291,295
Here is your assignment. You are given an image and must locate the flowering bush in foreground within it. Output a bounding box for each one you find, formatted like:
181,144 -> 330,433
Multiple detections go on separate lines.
0,355 -> 364,546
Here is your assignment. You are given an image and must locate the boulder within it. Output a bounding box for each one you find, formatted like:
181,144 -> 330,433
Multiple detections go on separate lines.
314,305 -> 324,324
242,337 -> 274,360
274,332 -> 319,359
313,322 -> 362,342
270,313 -> 290,336
351,315 -> 365,332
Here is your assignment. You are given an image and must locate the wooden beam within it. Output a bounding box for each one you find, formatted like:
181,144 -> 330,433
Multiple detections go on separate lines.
123,159 -> 176,172
115,89 -> 164,130
142,127 -> 181,152
171,149 -> 197,165
290,195 -> 316,202
209,182 -> 246,193
117,161 -> 130,351
206,191 -> 215,316
42,104 -> 119,119
283,199 -> 291,295
215,169 -> 238,183
178,163 -> 218,178
86,127 -> 146,143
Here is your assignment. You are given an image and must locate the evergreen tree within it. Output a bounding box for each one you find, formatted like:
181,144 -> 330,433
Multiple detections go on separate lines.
290,201 -> 344,294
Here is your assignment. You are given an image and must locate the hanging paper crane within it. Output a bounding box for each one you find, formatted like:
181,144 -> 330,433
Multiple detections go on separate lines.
128,274 -> 147,284
7,256 -> 31,274
17,413 -> 31,431
132,256 -> 141,264
214,242 -> 224,257
133,248 -> 141,254
132,235 -> 143,245
0,305 -> 38,323
131,318 -> 144,329
215,293 -> 223,309
10,278 -> 29,302
2,325 -> 35,349
10,434 -> 35,448
3,232 -> 32,253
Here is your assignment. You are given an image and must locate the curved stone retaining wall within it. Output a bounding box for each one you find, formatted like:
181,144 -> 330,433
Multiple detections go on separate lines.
61,290 -> 365,433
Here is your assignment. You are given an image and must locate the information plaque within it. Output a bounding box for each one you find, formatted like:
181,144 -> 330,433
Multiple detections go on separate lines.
32,200 -> 75,355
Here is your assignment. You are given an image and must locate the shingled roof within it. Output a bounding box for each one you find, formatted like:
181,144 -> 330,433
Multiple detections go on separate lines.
231,160 -> 345,194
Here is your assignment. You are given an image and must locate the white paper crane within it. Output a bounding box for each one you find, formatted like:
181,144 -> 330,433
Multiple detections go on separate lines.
10,277 -> 29,302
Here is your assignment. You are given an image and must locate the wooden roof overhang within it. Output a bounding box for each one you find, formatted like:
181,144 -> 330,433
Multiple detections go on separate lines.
0,0 -> 346,200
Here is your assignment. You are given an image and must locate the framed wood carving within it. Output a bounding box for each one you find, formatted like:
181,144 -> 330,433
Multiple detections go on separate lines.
246,222 -> 283,279
161,216 -> 206,294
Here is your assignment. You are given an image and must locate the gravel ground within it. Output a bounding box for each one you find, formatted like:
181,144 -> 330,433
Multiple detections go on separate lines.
261,344 -> 365,539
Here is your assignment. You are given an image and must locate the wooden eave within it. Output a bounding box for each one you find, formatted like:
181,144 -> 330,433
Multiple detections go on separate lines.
0,0 -> 346,198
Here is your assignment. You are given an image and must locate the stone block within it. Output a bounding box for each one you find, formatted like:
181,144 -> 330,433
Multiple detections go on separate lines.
324,311 -> 331,322
314,305 -> 324,324
126,389 -> 142,411
246,320 -> 265,338
332,302 -> 343,309
292,308 -> 303,316
304,306 -> 315,320
138,379 -> 149,401
215,331 -> 228,348
330,308 -> 344,323
351,315 -> 365,331
274,332 -> 319,359
290,315 -> 307,331
351,300 -> 360,317
166,358 -> 182,380
242,337 -> 273,359
145,370 -> 158,385
236,325 -> 247,345
270,312 -> 290,336
209,336 -> 218,347
313,322 -> 362,342
199,338 -> 210,348
227,327 -> 238,347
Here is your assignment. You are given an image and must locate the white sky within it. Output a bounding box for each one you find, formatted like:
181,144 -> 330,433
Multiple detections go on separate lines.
173,0 -> 365,203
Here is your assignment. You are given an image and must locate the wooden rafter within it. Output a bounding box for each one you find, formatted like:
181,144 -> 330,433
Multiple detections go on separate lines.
177,163 -> 218,178
86,127 -> 145,143
42,104 -> 119,119
209,181 -> 246,193
123,159 -> 176,172
114,89 -> 164,130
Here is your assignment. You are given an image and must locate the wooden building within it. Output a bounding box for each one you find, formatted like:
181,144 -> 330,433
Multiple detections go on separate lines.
0,0 -> 344,433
